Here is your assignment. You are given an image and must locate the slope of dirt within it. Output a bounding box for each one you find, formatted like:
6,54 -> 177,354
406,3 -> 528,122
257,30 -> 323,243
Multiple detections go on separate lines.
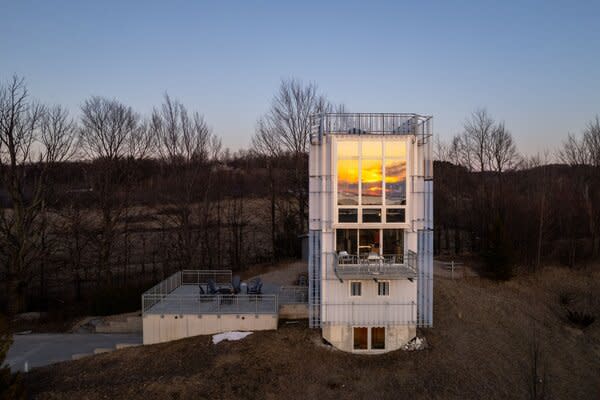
25,267 -> 600,400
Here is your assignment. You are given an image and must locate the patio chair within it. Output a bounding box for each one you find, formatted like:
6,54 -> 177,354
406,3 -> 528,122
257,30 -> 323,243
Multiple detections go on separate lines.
207,278 -> 220,295
248,281 -> 263,295
247,278 -> 262,295
232,275 -> 241,294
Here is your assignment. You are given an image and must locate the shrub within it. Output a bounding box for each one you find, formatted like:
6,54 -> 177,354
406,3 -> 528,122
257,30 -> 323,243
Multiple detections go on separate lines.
566,308 -> 596,328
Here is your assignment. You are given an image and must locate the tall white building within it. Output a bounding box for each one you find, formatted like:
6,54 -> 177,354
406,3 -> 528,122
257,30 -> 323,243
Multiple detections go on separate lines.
308,113 -> 433,353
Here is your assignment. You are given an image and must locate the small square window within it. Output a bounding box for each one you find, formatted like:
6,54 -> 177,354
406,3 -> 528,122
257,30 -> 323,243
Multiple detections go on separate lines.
362,208 -> 381,223
386,209 -> 405,223
378,281 -> 389,296
338,209 -> 358,223
350,281 -> 362,297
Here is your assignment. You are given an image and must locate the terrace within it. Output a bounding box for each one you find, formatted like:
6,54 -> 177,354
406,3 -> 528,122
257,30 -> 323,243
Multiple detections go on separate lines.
142,270 -> 279,316
141,269 -> 308,344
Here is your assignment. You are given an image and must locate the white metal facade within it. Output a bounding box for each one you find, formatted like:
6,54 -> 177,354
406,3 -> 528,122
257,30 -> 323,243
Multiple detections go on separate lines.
308,114 -> 433,348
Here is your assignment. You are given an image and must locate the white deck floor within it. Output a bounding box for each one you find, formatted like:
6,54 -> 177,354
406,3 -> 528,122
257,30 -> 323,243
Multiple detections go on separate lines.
144,285 -> 278,315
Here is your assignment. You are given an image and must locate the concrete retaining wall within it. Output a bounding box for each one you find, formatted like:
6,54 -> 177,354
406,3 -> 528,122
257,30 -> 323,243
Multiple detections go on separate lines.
279,304 -> 308,319
143,313 -> 278,345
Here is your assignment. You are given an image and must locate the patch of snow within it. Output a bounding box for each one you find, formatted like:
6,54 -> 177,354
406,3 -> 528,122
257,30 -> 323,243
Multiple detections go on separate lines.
212,331 -> 253,345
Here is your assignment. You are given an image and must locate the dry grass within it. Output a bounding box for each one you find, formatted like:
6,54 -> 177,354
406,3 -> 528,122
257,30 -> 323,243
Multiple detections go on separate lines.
25,266 -> 600,400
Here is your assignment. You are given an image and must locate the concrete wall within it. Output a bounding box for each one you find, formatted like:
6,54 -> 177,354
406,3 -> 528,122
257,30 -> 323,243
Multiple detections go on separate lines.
143,314 -> 278,345
279,304 -> 309,320
322,324 -> 415,354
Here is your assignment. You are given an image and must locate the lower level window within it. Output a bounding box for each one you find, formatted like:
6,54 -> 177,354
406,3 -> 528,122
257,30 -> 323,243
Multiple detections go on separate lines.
378,281 -> 390,296
353,327 -> 368,350
350,281 -> 362,296
371,327 -> 386,349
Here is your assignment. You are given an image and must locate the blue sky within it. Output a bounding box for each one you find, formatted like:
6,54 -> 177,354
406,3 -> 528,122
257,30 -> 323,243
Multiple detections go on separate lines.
1,0 -> 599,155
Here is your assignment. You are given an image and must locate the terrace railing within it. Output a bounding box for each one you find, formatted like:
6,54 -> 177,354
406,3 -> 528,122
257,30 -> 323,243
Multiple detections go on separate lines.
321,301 -> 417,326
143,294 -> 278,315
142,271 -> 182,312
181,270 -> 232,285
278,286 -> 309,304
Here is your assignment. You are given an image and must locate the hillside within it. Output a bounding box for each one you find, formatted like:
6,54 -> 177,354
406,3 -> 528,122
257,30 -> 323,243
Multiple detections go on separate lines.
25,267 -> 600,400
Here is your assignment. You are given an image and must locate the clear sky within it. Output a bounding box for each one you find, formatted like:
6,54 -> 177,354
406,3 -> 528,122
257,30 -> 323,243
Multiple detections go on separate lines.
1,0 -> 599,155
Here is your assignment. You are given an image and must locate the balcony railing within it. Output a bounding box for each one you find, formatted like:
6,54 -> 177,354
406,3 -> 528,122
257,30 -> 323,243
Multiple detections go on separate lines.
334,252 -> 417,280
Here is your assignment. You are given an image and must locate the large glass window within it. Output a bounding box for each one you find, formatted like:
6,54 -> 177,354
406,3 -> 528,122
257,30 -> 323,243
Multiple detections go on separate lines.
336,229 -> 357,255
383,229 -> 403,261
359,229 -> 380,255
338,159 -> 359,205
336,138 -> 407,221
361,159 -> 382,205
385,140 -> 406,206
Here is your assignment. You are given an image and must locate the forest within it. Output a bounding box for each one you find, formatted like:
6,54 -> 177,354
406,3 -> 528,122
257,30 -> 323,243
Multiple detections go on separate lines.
1,75 -> 599,317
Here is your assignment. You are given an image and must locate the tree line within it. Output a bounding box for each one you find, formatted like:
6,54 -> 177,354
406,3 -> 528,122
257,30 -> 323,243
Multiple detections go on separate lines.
434,109 -> 600,279
1,75 -> 599,315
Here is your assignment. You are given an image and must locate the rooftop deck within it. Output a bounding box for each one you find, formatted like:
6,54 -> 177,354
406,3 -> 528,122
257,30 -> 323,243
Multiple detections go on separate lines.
142,270 -> 306,316
143,285 -> 278,315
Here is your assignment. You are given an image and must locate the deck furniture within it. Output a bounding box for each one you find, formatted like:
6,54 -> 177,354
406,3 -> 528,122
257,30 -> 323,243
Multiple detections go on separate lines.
247,278 -> 263,295
232,275 -> 241,294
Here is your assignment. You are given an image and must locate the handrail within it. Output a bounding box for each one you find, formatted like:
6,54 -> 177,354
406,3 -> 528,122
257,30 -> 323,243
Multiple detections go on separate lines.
142,294 -> 278,315
279,286 -> 308,304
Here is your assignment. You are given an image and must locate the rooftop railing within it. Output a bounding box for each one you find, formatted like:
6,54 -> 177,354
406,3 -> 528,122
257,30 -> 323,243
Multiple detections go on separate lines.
310,113 -> 432,136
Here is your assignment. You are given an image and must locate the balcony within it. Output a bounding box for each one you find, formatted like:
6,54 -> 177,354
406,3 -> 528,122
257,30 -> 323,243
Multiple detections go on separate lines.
333,251 -> 417,281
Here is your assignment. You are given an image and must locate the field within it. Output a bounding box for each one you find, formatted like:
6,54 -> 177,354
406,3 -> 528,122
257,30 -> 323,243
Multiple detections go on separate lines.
25,266 -> 600,399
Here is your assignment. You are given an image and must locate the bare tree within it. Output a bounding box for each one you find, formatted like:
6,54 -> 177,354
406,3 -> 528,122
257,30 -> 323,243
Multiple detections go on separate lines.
462,108 -> 495,171
79,96 -> 143,285
558,133 -> 589,166
151,94 -> 221,270
561,116 -> 600,166
583,116 -> 600,166
0,76 -> 78,313
253,78 -> 330,240
489,122 -> 521,173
